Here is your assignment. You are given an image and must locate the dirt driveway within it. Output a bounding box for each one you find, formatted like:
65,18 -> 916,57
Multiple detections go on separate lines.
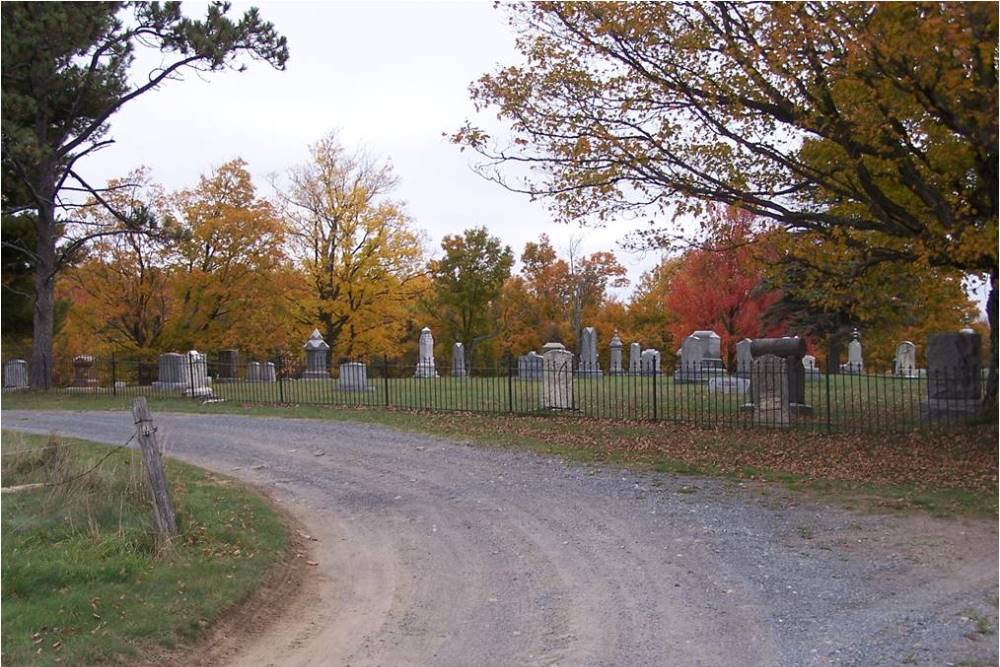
3,410 -> 996,666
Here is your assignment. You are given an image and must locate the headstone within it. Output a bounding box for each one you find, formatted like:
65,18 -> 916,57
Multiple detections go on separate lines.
749,337 -> 810,412
184,350 -> 213,398
72,355 -> 98,387
247,361 -> 263,382
414,327 -> 438,378
576,326 -> 602,377
751,354 -> 790,428
640,349 -> 661,376
893,341 -> 918,377
2,359 -> 28,390
802,355 -> 821,381
841,329 -> 863,374
451,342 -> 467,378
735,339 -> 753,378
673,330 -> 725,382
518,351 -> 543,380
609,332 -> 624,375
114,380 -> 127,390
542,342 -> 574,410
261,361 -> 277,383
708,376 -> 750,394
152,352 -> 188,390
303,329 -> 331,379
926,331 -> 981,400
628,342 -> 642,376
338,362 -> 371,391
217,349 -> 240,381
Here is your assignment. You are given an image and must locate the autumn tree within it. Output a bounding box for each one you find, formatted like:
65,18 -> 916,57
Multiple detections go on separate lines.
664,208 -> 784,366
168,160 -> 295,354
427,227 -> 514,362
625,257 -> 681,364
278,134 -> 427,359
1,2 -> 288,387
455,2 -> 998,397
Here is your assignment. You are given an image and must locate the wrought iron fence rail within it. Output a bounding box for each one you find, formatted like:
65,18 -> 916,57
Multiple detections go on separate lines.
1,353 -> 992,434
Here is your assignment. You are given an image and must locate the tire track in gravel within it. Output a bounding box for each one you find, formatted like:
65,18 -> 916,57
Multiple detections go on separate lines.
2,410 -> 996,667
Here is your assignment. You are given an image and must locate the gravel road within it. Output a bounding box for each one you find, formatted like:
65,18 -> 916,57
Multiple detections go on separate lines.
3,410 -> 996,667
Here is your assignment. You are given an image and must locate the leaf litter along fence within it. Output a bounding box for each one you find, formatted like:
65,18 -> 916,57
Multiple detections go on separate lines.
3,350 -> 993,434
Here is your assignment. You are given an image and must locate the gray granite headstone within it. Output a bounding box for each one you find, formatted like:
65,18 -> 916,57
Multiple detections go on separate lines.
893,341 -> 918,377
261,362 -> 277,383
414,327 -> 438,378
674,331 -> 725,382
2,359 -> 28,390
247,361 -> 263,382
576,326 -> 602,377
303,329 -> 331,379
542,342 -> 574,410
735,339 -> 753,378
752,354 -> 790,428
841,329 -> 863,374
926,331 -> 981,399
802,354 -> 821,381
628,342 -> 641,376
518,351 -> 543,380
749,337 -> 808,409
153,352 -> 187,390
338,362 -> 371,391
609,332 -> 624,375
708,376 -> 750,395
640,349 -> 661,376
451,342 -> 467,378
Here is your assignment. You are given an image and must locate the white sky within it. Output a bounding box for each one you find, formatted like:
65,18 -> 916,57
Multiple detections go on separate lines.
82,1 -> 665,300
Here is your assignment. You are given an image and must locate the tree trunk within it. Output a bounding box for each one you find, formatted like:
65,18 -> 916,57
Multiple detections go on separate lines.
29,192 -> 57,390
984,267 -> 998,408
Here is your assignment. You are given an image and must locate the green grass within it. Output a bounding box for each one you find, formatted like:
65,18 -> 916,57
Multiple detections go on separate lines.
1,430 -> 289,666
3,392 -> 995,519
15,366 -> 974,433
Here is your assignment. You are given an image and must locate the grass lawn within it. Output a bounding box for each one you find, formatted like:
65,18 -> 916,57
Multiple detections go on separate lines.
1,429 -> 290,666
27,367 -> 974,433
3,391 -> 997,518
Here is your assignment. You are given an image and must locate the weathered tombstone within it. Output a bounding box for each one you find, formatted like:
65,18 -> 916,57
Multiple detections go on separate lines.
303,329 -> 331,379
217,349 -> 240,382
152,352 -> 187,390
749,337 -> 810,412
414,327 -> 438,378
338,362 -> 371,391
184,350 -> 213,398
72,355 -> 98,388
518,351 -> 543,380
247,361 -> 263,382
542,342 -> 574,410
576,326 -> 602,377
893,341 -> 918,377
802,355 -> 821,381
628,342 -> 642,376
640,349 -> 661,376
262,362 -> 277,383
2,359 -> 28,390
735,338 -> 753,378
841,329 -> 863,374
609,332 -> 624,376
673,330 -> 725,382
922,331 -> 982,415
708,376 -> 750,395
451,342 -> 467,378
752,354 -> 790,428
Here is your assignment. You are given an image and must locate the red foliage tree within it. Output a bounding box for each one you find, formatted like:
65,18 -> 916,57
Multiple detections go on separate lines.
665,207 -> 784,366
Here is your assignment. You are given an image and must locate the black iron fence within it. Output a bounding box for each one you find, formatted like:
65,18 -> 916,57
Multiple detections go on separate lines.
2,351 -> 994,434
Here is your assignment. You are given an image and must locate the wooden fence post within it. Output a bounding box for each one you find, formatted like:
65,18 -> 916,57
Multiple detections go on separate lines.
131,397 -> 178,539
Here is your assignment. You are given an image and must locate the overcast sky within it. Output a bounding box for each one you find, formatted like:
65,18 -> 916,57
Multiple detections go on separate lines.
82,1 -> 665,299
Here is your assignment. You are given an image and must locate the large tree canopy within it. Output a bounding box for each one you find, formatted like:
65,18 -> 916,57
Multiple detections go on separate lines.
1,1 -> 288,387
454,0 -> 997,397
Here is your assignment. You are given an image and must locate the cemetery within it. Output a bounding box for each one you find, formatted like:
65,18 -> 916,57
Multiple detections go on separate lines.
3,326 -> 988,434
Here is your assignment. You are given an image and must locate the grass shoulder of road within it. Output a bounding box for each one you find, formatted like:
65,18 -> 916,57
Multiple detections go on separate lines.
3,391 -> 997,518
1,428 -> 296,667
